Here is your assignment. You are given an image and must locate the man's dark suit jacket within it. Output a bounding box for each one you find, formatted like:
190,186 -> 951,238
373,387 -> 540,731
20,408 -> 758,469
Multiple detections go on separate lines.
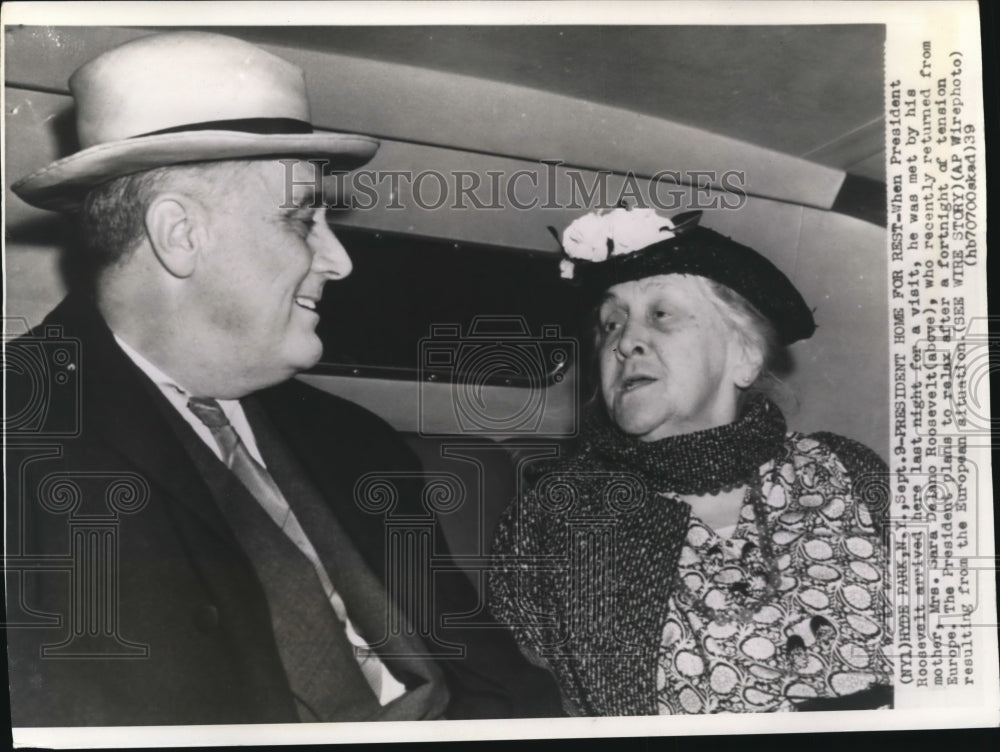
5,293 -> 563,726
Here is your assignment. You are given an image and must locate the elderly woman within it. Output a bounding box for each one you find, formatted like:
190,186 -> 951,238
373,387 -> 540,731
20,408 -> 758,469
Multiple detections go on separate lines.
489,208 -> 892,716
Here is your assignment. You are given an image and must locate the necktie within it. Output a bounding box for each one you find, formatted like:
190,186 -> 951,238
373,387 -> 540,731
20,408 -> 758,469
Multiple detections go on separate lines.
187,397 -> 401,716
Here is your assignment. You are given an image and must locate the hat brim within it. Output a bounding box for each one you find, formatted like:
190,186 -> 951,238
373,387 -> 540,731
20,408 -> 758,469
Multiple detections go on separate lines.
12,130 -> 380,212
569,227 -> 817,345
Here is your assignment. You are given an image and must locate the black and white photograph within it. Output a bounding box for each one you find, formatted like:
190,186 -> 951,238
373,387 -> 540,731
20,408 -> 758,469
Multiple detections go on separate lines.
3,1 -> 996,746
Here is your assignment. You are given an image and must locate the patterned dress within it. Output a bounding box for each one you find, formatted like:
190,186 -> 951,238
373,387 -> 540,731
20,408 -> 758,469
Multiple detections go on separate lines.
656,434 -> 892,713
489,397 -> 892,716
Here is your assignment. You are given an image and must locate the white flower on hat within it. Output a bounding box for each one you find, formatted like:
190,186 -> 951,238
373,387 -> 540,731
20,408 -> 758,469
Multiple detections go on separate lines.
559,206 -> 676,279
606,207 -> 675,255
561,211 -> 614,262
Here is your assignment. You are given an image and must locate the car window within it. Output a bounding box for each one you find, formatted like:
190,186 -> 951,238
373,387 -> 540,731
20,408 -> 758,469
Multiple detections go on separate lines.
314,225 -> 585,386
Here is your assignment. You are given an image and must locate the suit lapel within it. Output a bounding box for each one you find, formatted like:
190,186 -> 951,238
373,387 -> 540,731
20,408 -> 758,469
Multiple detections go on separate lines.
243,397 -> 448,703
48,294 -> 239,548
253,381 -> 391,580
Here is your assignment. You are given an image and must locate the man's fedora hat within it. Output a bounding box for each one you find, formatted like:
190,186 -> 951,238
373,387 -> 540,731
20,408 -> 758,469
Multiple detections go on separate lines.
12,31 -> 380,212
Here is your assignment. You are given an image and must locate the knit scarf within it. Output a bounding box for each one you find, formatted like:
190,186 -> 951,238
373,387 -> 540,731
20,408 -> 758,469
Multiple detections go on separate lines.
577,393 -> 788,496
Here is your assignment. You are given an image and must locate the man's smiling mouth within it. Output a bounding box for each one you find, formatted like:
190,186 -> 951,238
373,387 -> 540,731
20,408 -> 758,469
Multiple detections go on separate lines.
294,296 -> 318,311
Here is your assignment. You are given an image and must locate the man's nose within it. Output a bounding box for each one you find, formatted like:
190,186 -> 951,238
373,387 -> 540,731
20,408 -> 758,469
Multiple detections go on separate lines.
309,210 -> 353,279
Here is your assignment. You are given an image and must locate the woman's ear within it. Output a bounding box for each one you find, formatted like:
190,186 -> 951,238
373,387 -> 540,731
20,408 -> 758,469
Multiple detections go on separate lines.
730,336 -> 765,389
145,193 -> 208,278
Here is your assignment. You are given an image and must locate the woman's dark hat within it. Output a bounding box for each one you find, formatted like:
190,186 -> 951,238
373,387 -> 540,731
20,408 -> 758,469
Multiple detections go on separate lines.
557,209 -> 816,345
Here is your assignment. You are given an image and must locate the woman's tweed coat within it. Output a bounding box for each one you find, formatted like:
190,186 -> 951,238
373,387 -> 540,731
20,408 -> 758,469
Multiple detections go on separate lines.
488,406 -> 888,717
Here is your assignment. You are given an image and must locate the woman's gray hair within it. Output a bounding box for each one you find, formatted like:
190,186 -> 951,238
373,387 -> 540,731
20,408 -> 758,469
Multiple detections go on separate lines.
689,274 -> 793,408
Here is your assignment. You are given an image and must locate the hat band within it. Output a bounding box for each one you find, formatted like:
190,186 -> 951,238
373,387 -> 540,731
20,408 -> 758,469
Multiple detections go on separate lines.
135,117 -> 314,138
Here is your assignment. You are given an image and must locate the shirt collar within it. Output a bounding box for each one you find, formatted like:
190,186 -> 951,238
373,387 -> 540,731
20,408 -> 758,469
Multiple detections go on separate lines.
111,333 -> 266,466
112,333 -> 241,410
113,333 -> 191,397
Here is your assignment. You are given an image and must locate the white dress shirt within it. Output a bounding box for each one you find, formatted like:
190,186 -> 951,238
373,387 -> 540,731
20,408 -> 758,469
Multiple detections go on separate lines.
113,334 -> 406,705
114,335 -> 267,466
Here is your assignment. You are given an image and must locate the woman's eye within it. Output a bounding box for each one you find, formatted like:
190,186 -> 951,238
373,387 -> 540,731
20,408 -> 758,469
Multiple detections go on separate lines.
651,307 -> 674,326
600,314 -> 623,334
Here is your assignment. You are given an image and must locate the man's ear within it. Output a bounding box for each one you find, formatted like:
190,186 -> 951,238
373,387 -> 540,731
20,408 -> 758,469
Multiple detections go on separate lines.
144,193 -> 208,278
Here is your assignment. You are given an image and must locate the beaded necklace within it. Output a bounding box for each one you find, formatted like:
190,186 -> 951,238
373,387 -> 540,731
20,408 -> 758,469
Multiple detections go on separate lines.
667,468 -> 783,626
578,395 -> 787,621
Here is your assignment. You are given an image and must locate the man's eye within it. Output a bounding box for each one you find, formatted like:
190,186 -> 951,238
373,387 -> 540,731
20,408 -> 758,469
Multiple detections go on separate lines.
287,214 -> 316,236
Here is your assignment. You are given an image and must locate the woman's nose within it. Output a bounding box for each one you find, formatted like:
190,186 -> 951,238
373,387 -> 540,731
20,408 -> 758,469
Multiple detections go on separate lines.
309,210 -> 353,279
616,319 -> 648,358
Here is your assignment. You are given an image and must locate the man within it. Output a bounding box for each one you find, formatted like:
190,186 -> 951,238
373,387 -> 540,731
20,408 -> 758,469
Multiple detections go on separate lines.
6,31 -> 561,725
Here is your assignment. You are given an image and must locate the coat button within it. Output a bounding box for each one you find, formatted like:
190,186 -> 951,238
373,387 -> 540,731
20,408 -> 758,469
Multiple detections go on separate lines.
194,604 -> 220,633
